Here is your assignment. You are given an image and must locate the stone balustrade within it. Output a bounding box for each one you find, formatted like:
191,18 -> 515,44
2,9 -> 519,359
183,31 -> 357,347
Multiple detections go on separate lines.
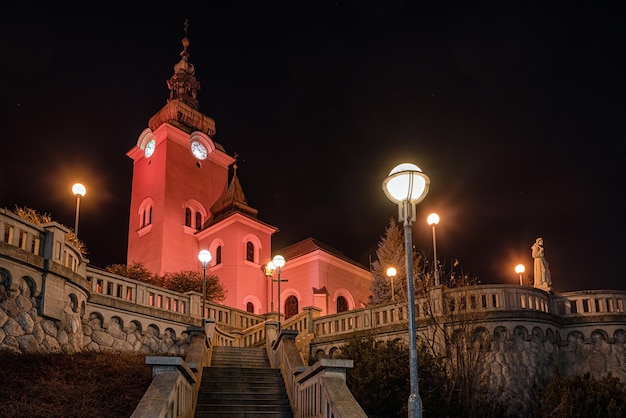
268,326 -> 367,418
554,289 -> 626,316
0,208 -> 84,275
295,358 -> 367,418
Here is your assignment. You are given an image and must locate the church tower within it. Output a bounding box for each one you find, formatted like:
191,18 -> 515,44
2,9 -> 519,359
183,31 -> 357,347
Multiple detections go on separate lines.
125,29 -> 277,313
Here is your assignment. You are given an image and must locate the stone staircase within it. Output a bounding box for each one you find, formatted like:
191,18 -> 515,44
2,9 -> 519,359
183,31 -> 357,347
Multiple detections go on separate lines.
195,346 -> 294,418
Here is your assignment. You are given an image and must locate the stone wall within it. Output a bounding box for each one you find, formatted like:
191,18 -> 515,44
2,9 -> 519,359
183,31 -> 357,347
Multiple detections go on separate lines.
0,275 -> 190,356
472,327 -> 626,416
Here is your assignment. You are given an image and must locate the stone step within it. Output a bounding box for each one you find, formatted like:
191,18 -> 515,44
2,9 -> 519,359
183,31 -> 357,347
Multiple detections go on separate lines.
195,412 -> 293,418
211,347 -> 270,368
195,346 -> 293,418
198,392 -> 291,402
196,404 -> 292,413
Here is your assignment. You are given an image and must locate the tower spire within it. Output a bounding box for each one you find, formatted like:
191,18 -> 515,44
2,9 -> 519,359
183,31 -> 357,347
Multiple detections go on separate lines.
167,19 -> 201,109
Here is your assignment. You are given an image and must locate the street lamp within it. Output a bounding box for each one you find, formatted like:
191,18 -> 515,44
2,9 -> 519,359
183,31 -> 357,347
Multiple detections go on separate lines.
427,213 -> 440,286
383,162 -> 430,418
386,266 -> 397,302
272,255 -> 286,331
72,183 -> 86,238
198,249 -> 212,323
515,264 -> 525,286
264,261 -> 276,312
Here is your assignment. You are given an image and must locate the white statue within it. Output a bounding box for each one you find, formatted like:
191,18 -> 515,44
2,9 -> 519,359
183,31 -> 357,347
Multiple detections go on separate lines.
531,237 -> 552,291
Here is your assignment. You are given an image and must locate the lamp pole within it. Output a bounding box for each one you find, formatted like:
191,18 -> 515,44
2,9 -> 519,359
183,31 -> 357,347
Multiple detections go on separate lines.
198,250 -> 212,324
272,255 -> 286,331
386,266 -> 397,302
515,264 -> 525,286
264,261 -> 276,312
72,183 -> 86,238
383,162 -> 430,418
427,213 -> 440,286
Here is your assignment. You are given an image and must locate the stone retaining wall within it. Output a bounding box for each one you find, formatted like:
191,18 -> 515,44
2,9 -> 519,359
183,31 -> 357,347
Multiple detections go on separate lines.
0,275 -> 190,355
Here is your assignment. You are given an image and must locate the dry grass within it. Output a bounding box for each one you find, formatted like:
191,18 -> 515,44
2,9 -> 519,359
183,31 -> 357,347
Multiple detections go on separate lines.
0,351 -> 153,418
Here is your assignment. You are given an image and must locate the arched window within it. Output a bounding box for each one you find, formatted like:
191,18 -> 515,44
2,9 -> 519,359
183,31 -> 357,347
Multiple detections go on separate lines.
246,302 -> 254,313
285,296 -> 298,319
138,198 -> 154,229
337,296 -> 348,313
216,246 -> 222,265
185,208 -> 192,227
246,242 -> 254,262
195,212 -> 202,230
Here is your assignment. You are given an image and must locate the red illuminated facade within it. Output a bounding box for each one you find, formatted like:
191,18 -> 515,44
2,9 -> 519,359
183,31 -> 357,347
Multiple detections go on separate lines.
126,34 -> 371,315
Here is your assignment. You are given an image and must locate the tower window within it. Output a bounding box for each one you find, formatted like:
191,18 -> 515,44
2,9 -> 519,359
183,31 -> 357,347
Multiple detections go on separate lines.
246,242 -> 254,262
141,206 -> 153,227
246,302 -> 254,313
185,208 -> 192,227
195,212 -> 202,230
216,246 -> 222,265
138,198 -> 154,229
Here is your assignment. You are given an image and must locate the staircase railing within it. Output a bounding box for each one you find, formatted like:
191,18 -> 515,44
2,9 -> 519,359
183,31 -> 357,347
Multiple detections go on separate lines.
268,324 -> 367,418
130,321 -> 215,418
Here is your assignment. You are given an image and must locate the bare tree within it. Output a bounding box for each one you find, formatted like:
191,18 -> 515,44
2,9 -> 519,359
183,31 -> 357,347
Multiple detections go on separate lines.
415,259 -> 494,416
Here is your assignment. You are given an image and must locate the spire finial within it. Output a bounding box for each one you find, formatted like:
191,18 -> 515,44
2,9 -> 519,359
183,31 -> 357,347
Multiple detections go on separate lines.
233,153 -> 238,174
166,18 -> 201,109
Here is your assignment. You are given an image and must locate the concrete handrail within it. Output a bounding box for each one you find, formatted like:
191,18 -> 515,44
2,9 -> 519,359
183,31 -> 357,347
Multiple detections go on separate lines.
130,321 -> 214,418
269,324 -> 367,417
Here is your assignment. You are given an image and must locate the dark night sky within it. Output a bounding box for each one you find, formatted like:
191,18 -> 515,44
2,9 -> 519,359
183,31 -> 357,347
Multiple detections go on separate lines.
1,2 -> 624,293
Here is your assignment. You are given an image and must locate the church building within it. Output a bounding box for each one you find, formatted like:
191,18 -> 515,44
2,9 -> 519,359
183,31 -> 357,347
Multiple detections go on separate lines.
125,33 -> 372,318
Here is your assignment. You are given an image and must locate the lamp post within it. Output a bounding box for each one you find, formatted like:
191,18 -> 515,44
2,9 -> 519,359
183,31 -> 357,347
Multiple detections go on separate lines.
264,261 -> 276,312
198,250 -> 212,324
386,266 -> 397,302
272,255 -> 286,331
72,183 -> 86,238
383,162 -> 430,418
515,264 -> 525,286
427,213 -> 440,286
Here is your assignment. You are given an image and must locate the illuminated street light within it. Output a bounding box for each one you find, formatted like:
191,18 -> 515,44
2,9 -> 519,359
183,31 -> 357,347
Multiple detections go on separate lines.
383,162 -> 430,418
427,213 -> 440,286
198,250 -> 212,324
72,183 -> 86,239
515,264 -> 525,286
272,255 -> 286,331
386,266 -> 397,302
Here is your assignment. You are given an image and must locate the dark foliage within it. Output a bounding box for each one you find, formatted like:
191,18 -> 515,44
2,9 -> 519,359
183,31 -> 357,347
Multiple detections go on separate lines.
535,371 -> 626,418
337,335 -> 457,418
163,270 -> 226,302
0,351 -> 152,418
106,262 -> 155,284
106,262 -> 227,302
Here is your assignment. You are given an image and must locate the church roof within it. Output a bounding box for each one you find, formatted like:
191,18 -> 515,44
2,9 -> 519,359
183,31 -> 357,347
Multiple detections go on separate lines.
209,163 -> 259,225
278,237 -> 368,270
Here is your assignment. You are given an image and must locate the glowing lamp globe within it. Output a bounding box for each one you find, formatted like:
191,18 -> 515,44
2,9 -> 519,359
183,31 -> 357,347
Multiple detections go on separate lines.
427,213 -> 440,226
272,255 -> 285,269
198,249 -> 212,265
382,163 -> 430,204
72,183 -> 86,197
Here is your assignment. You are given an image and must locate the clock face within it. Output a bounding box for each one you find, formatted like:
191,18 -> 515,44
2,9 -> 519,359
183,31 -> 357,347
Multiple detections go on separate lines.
191,140 -> 208,160
144,139 -> 156,158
